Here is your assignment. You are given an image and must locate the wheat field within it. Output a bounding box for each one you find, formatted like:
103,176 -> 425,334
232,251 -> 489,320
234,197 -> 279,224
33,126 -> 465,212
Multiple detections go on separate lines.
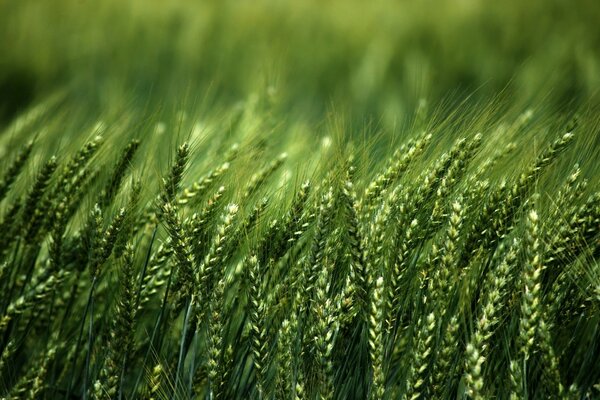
0,0 -> 599,399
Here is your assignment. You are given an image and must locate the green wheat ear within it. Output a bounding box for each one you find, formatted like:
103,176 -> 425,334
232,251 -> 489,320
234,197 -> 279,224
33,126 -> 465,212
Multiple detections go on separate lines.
99,138 -> 140,208
519,209 -> 543,361
247,255 -> 270,399
0,139 -> 34,202
464,240 -> 519,400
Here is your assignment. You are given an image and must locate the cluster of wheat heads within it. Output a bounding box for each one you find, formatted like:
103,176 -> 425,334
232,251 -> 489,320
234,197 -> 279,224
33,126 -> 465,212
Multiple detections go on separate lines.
0,110 -> 598,400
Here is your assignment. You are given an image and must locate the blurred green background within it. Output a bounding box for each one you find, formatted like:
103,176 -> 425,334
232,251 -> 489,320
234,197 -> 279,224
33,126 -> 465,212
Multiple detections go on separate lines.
1,0 -> 600,130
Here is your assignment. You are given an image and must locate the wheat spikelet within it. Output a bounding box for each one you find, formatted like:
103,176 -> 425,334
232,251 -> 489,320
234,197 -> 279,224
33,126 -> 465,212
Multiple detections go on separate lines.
160,143 -> 190,206
207,277 -> 227,400
195,203 -> 239,324
518,209 -> 543,361
247,255 -> 269,398
431,315 -> 459,398
99,138 -> 140,208
0,140 -> 34,202
464,241 -> 519,399
361,131 -> 432,213
92,243 -> 136,399
146,363 -> 163,400
405,312 -> 436,400
313,265 -> 339,400
242,152 -> 287,201
177,147 -> 234,206
369,276 -> 386,400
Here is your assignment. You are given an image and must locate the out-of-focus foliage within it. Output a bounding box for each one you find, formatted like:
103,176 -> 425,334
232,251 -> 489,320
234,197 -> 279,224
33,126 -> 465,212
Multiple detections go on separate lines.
2,0 -> 600,123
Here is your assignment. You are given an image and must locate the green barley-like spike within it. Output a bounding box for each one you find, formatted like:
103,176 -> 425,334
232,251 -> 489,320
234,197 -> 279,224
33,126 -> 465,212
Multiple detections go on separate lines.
465,140 -> 516,188
518,132 -> 575,193
0,339 -> 16,373
195,203 -> 239,324
305,188 -> 335,302
146,364 -> 163,400
545,191 -> 600,269
361,131 -> 432,213
0,139 -> 34,202
247,255 -> 269,398
275,179 -> 311,251
207,278 -> 227,400
313,264 -> 339,400
414,134 -> 470,206
99,138 -> 140,208
0,199 -> 22,258
91,206 -> 127,278
52,134 -> 104,202
276,313 -> 300,399
548,173 -> 588,236
429,134 -> 481,228
295,370 -> 306,400
537,317 -> 564,398
430,200 -> 463,308
367,185 -> 398,278
58,166 -> 100,227
509,360 -> 524,400
26,345 -> 57,400
161,142 -> 190,206
117,243 -> 137,349
242,152 -> 287,201
461,132 -> 571,268
255,181 -> 313,270
550,163 -> 582,219
407,134 -> 481,222
180,141 -> 239,205
545,266 -> 572,322
519,209 -> 543,361
177,157 -> 231,206
0,261 -> 8,291
87,202 -> 104,263
464,343 -> 485,400
227,196 -> 269,255
431,315 -> 459,398
192,202 -> 239,391
138,239 -> 174,311
9,344 -> 56,399
338,270 -> 356,327
464,179 -> 490,210
113,180 -> 142,258
341,180 -> 368,299
160,202 -> 195,308
405,312 -> 436,400
49,199 -> 68,272
458,180 -> 507,265
93,243 -> 136,400
369,276 -> 386,400
0,269 -> 69,337
288,251 -> 308,319
464,241 -> 518,399
21,156 -> 58,237
385,216 -> 417,338
276,319 -> 294,397
190,185 -> 226,257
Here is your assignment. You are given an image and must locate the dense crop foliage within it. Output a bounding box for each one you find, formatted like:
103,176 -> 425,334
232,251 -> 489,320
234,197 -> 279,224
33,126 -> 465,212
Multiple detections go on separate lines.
1,0 -> 599,399
0,107 -> 598,399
